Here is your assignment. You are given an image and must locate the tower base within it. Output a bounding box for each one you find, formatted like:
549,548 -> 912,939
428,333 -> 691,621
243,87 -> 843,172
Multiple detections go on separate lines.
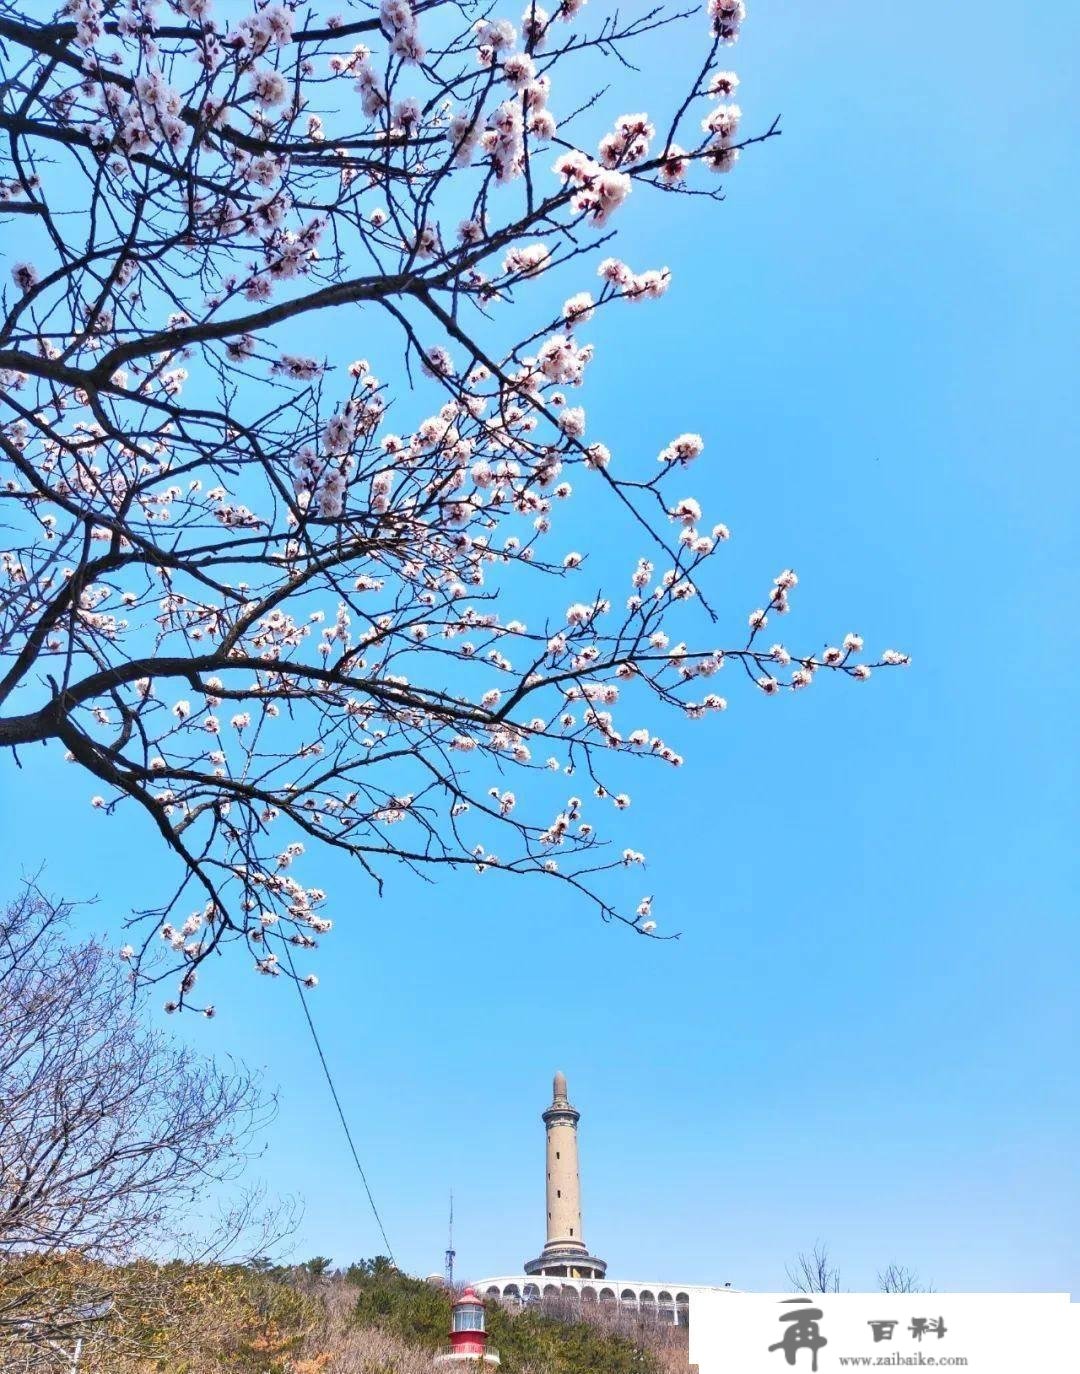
524,1245 -> 607,1280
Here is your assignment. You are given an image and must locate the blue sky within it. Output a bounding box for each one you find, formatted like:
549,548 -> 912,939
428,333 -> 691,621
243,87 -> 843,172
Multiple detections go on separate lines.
5,0 -> 1078,1294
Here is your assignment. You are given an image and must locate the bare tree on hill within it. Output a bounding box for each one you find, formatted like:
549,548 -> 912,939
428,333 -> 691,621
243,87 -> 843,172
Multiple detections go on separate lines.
0,884 -> 292,1367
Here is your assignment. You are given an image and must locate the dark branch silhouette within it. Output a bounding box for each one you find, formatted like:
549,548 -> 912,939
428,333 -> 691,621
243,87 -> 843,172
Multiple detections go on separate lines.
0,0 -> 907,1009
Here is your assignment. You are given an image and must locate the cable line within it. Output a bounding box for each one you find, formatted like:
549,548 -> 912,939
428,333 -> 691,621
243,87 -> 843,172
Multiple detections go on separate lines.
283,944 -> 395,1265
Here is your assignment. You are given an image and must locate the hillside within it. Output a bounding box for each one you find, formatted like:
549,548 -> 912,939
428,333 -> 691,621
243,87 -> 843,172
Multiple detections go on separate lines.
3,1255 -> 690,1373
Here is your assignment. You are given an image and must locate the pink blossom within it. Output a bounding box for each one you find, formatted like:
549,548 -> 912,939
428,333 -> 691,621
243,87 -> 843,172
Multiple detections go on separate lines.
658,433 -> 704,465
709,71 -> 740,98
474,18 -> 517,50
537,334 -> 589,384
557,406 -> 586,437
705,144 -> 740,174
658,145 -> 689,185
575,168 -> 631,225
11,262 -> 38,292
565,602 -> 594,625
355,63 -> 388,117
562,291 -> 595,325
598,112 -> 654,168
553,149 -> 593,183
249,68 -> 288,108
272,354 -> 324,380
529,108 -> 558,140
670,496 -> 701,525
708,0 -> 746,44
422,345 -> 454,377
503,52 -> 536,90
394,96 -> 422,131
382,0 -> 420,48
597,256 -> 633,286
503,242 -> 550,276
235,5 -> 294,52
703,103 -> 741,140
624,267 -> 670,301
522,4 -> 550,47
449,110 -> 481,165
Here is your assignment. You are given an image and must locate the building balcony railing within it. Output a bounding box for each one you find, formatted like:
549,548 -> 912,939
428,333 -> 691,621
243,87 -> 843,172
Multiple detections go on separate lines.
435,1345 -> 500,1363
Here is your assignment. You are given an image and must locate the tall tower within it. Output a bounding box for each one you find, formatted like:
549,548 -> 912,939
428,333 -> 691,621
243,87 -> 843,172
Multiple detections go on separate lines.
524,1072 -> 606,1280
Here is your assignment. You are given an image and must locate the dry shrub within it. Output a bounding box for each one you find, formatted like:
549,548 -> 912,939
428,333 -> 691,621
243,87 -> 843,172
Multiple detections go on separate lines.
498,1293 -> 690,1374
292,1281 -> 450,1374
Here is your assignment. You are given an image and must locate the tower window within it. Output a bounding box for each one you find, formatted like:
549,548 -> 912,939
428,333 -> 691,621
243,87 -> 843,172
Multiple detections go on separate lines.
556,1151 -> 560,1159
569,1227 -> 574,1236
557,1189 -> 561,1198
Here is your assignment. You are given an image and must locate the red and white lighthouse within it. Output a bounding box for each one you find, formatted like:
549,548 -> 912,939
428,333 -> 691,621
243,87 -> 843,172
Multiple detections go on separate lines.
434,1288 -> 500,1368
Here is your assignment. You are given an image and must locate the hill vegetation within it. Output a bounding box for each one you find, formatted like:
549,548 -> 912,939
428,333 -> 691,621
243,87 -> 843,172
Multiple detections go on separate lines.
2,1253 -> 689,1373
346,1259 -> 688,1374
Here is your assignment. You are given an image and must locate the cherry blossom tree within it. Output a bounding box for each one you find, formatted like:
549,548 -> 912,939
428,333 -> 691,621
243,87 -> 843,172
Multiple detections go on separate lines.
0,0 -> 907,1011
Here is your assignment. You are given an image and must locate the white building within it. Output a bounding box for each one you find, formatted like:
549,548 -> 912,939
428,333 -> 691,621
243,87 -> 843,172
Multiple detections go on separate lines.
473,1273 -> 740,1330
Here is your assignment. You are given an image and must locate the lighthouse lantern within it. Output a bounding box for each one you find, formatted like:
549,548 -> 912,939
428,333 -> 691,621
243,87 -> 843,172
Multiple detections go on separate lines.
434,1287 -> 500,1367
452,1291 -> 485,1335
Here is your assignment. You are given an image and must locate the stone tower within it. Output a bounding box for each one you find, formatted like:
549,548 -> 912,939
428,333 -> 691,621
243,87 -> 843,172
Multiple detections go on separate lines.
524,1072 -> 606,1280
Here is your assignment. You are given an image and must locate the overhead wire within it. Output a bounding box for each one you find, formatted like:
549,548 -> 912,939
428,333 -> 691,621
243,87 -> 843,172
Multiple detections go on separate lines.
283,944 -> 396,1265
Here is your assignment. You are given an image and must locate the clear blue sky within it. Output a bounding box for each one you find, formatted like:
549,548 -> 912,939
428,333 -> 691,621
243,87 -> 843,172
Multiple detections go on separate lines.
5,0 -> 1077,1294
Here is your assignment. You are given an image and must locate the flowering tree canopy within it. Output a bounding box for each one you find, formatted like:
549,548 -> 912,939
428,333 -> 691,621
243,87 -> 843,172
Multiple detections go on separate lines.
0,0 -> 907,1011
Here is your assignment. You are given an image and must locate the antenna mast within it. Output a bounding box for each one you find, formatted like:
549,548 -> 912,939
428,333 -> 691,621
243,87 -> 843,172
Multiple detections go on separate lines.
444,1191 -> 455,1289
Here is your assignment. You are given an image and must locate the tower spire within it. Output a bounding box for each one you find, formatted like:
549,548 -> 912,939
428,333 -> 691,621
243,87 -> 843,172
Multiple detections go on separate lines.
445,1190 -> 455,1289
524,1072 -> 606,1280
